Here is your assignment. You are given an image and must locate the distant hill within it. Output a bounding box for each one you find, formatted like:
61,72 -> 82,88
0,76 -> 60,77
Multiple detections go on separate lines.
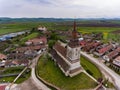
0,17 -> 74,23
1,17 -> 120,27
0,17 -> 120,23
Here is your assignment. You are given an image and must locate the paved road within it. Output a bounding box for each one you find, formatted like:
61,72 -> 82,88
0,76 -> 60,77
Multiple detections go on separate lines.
81,51 -> 120,90
6,53 -> 50,90
31,68 -> 50,90
30,53 -> 50,90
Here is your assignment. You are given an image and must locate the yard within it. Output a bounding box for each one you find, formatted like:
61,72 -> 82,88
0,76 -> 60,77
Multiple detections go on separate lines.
2,66 -> 25,75
0,68 -> 31,84
80,56 -> 102,79
36,55 -> 98,90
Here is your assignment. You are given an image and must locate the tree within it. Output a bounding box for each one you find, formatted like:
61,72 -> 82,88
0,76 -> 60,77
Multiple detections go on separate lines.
48,40 -> 55,49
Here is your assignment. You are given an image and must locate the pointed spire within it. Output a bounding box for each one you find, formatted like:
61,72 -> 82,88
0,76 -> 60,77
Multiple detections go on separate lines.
72,20 -> 77,39
73,20 -> 76,31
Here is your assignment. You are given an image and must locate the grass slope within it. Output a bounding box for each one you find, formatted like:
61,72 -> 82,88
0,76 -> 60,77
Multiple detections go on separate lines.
37,56 -> 97,90
80,56 -> 102,80
21,32 -> 40,42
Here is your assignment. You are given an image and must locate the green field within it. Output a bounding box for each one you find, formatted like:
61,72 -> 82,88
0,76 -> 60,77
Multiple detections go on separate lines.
80,56 -> 102,79
2,66 -> 25,75
0,22 -> 54,35
36,55 -> 98,90
0,22 -> 120,34
77,27 -> 120,33
21,32 -> 40,42
0,21 -> 120,42
0,68 -> 31,84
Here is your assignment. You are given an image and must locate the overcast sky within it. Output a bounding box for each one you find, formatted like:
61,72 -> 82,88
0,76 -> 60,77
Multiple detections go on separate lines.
0,0 -> 120,18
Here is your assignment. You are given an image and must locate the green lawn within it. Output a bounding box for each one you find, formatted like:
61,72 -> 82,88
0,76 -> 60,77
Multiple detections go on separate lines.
36,55 -> 97,90
0,68 -> 31,84
2,66 -> 25,75
21,32 -> 40,42
80,56 -> 102,80
81,56 -> 114,88
15,68 -> 31,84
77,27 -> 120,33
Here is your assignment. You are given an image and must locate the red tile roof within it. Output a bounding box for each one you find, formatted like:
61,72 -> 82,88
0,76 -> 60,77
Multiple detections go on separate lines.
80,40 -> 87,47
50,49 -> 70,72
107,47 -> 120,59
5,60 -> 29,66
27,37 -> 47,44
83,41 -> 101,51
113,56 -> 120,67
16,45 -> 43,52
0,54 -> 7,60
12,60 -> 29,65
54,42 -> 67,57
0,85 -> 6,90
98,45 -> 113,54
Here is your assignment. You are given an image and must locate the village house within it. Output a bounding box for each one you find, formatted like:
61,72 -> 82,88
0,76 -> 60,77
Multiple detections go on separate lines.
83,41 -> 101,52
37,26 -> 47,33
94,44 -> 114,56
103,47 -> 120,61
25,37 -> 47,46
111,56 -> 120,71
16,45 -> 42,52
0,60 -> 5,67
79,40 -> 88,49
0,85 -> 6,90
0,53 -> 7,60
82,33 -> 103,40
7,53 -> 26,60
8,46 -> 40,60
5,59 -> 29,67
50,21 -> 82,77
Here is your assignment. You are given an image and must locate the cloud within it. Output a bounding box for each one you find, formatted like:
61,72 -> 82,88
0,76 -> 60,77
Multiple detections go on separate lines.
0,0 -> 120,18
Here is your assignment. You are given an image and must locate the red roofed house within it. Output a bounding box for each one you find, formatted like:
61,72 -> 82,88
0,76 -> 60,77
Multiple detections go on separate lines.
79,40 -> 87,48
83,41 -> 101,52
0,85 -> 6,90
0,53 -> 7,60
94,44 -> 114,56
103,47 -> 120,61
25,37 -> 47,45
111,56 -> 120,71
50,21 -> 82,77
5,60 -> 29,67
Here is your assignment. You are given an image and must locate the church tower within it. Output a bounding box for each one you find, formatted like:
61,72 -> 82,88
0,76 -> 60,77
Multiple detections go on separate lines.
52,20 -> 82,77
67,21 -> 81,62
65,21 -> 81,77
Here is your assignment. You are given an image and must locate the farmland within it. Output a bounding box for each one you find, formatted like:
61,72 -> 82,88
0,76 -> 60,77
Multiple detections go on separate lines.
0,22 -> 54,35
1,19 -> 120,41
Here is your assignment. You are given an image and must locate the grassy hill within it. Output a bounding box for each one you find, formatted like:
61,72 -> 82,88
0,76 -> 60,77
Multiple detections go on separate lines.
36,55 -> 98,90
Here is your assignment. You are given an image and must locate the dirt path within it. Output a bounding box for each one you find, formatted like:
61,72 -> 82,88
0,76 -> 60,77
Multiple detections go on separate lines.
15,77 -> 41,90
